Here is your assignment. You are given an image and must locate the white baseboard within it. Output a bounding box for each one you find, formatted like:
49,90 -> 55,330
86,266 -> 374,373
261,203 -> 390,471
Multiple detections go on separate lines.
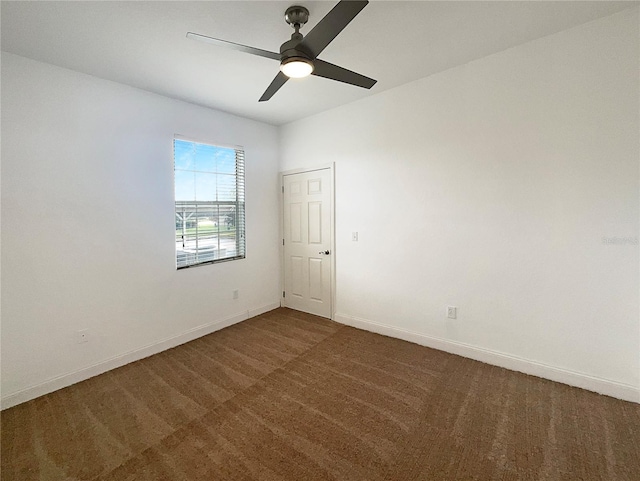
1,302 -> 280,410
335,313 -> 640,404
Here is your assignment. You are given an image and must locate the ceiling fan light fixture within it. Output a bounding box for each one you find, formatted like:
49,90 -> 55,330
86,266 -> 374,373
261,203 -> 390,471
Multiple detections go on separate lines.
280,57 -> 314,78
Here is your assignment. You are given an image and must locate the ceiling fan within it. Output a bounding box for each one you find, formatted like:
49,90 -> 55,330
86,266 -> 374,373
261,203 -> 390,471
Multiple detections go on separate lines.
186,0 -> 377,102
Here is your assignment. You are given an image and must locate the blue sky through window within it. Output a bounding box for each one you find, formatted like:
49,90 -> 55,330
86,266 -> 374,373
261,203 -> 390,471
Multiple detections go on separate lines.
174,139 -> 237,201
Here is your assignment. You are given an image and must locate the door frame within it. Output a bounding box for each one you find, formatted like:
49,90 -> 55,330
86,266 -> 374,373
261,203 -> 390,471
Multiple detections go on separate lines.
279,163 -> 336,320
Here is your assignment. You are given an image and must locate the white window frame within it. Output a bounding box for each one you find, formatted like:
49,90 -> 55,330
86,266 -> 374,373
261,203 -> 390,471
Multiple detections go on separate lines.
174,135 -> 245,269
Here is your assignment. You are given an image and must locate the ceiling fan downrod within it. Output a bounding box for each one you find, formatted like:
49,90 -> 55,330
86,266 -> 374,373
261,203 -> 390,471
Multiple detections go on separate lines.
282,5 -> 308,50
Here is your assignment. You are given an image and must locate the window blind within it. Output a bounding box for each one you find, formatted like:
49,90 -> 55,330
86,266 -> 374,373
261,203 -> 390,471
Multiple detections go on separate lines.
174,138 -> 245,269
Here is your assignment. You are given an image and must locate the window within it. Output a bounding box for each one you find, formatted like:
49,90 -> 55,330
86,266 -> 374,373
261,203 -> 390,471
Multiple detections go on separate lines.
174,137 -> 245,269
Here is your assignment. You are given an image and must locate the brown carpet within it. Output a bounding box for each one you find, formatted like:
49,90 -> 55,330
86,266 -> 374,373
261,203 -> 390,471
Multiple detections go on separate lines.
2,308 -> 639,480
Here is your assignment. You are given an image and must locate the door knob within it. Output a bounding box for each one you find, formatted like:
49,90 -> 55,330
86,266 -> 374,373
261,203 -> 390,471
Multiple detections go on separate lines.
319,250 -> 330,255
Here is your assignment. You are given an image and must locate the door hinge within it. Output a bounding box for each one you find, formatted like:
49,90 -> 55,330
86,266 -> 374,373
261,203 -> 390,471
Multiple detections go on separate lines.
282,239 -> 285,245
282,186 -> 284,193
283,291 -> 285,298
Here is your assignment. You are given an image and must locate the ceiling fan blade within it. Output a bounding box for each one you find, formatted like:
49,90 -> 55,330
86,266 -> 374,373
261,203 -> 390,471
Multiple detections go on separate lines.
298,0 -> 369,59
259,72 -> 289,102
312,59 -> 376,89
186,32 -> 280,61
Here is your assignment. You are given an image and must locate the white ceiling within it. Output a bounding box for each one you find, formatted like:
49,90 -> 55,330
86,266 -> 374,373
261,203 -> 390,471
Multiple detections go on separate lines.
1,1 -> 634,125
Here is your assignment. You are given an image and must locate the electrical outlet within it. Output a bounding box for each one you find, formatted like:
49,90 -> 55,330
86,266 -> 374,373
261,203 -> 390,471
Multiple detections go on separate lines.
75,329 -> 89,344
447,306 -> 457,319
233,289 -> 239,300
352,232 -> 359,241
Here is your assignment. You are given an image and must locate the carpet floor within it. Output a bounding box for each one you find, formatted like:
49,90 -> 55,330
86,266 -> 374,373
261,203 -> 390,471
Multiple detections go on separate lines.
1,308 -> 639,480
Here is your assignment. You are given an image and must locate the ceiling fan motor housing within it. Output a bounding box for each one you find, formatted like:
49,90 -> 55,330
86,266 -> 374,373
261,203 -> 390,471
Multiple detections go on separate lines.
280,35 -> 312,62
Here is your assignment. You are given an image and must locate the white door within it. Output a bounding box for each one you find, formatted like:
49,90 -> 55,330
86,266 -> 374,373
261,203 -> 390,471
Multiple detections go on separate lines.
283,168 -> 332,318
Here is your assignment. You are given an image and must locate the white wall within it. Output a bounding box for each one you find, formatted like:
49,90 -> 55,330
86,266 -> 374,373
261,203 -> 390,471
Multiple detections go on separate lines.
1,53 -> 281,407
280,9 -> 640,401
